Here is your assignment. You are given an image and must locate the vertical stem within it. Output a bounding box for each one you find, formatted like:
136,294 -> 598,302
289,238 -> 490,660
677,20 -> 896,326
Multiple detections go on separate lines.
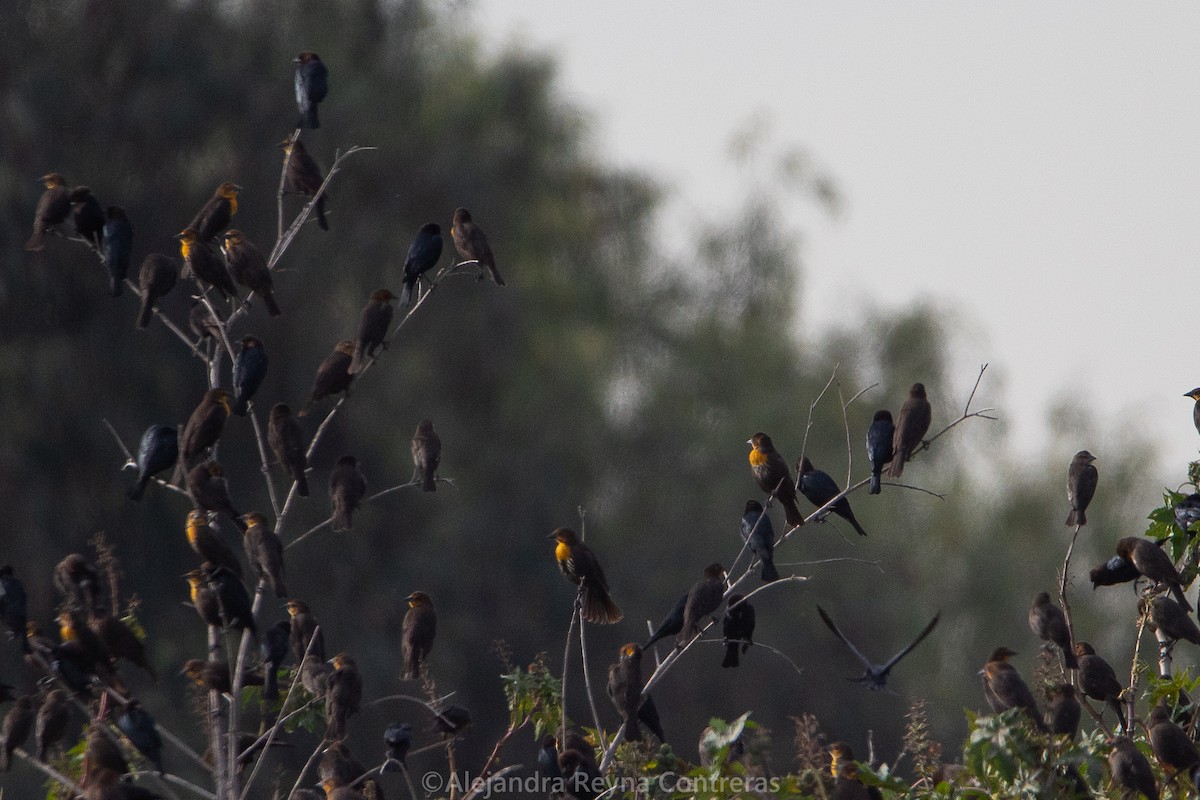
577,613 -> 604,739
1057,525 -> 1081,684
208,626 -> 228,798
560,604 -> 578,741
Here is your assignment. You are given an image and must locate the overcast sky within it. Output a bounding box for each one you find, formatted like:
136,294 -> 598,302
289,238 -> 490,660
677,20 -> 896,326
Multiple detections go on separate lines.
472,2 -> 1200,481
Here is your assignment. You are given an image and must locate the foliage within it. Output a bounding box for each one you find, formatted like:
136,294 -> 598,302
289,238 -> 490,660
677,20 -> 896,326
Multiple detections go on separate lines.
500,653 -> 561,739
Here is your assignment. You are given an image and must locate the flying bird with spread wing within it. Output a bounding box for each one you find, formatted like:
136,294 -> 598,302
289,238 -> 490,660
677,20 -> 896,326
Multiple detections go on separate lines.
817,605 -> 940,691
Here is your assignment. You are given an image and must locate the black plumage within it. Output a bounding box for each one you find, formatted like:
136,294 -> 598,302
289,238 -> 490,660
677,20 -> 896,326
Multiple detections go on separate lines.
797,456 -> 868,536
294,52 -> 328,129
127,424 -> 178,501
721,594 -> 755,668
400,223 -> 444,305
232,336 -> 268,416
740,500 -> 779,582
865,410 -> 895,495
103,206 -> 132,297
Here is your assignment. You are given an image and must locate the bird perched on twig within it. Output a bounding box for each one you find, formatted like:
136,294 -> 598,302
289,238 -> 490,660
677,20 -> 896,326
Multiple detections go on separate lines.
324,654 -> 362,742
797,456 -> 868,536
818,606 -> 939,690
401,223 -> 443,306
349,289 -> 396,374
865,410 -> 894,495
607,643 -> 644,741
644,595 -> 687,650
747,432 -> 804,528
135,254 -> 177,329
329,455 -> 366,531
412,419 -> 441,492
294,52 -> 328,129
232,336 -> 268,417
189,181 -> 241,242
70,186 -> 105,250
740,500 -> 779,582
1117,536 -> 1192,612
279,139 -> 329,230
979,647 -> 1046,731
127,424 -> 178,501
242,512 -> 287,598
679,564 -> 726,645
549,528 -> 622,624
26,172 -> 70,251
302,341 -> 355,415
103,206 -> 132,297
888,383 -> 932,478
1028,591 -> 1078,670
1066,450 -> 1098,527
1074,642 -> 1126,733
1186,387 -> 1200,438
269,404 -> 309,497
451,207 -> 505,286
1107,736 -> 1160,800
179,389 -> 232,472
721,594 -> 755,668
401,591 -> 436,680
223,230 -> 281,317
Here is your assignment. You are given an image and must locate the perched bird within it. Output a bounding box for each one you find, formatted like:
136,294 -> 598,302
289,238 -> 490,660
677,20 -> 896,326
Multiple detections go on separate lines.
536,735 -> 561,781
721,594 -> 755,668
828,742 -> 883,800
117,700 -> 163,773
319,777 -> 365,800
0,695 -> 33,770
185,510 -> 243,578
411,419 -> 441,492
242,512 -> 287,598
34,688 -> 69,761
679,563 -> 726,644
179,388 -> 232,471
1046,684 -> 1081,740
26,173 -> 71,251
232,336 -> 268,416
184,567 -> 225,629
300,654 -> 333,697
888,383 -> 932,478
82,720 -> 129,779
1148,700 -> 1200,778
1186,388 -> 1200,438
1107,736 -> 1160,800
177,227 -> 237,300
180,659 -> 263,694
223,230 -> 281,316
797,456 -> 868,536
747,432 -> 804,528
57,611 -> 114,680
294,52 -> 328,129
302,340 -> 355,415
127,424 -> 178,501
865,410 -> 895,495
186,566 -> 255,637
0,566 -> 31,654
1143,595 -> 1200,646
190,182 -> 241,242
288,599 -> 326,663
318,741 -> 366,786
740,500 -> 779,582
1116,536 -> 1192,611
189,300 -> 222,343
70,186 -> 105,249
383,722 -> 412,769
325,654 -> 362,741
261,620 -> 291,702
54,554 -> 101,615
400,223 -> 443,306
1090,555 -> 1141,589
1175,493 -> 1200,534
1028,591 -> 1078,669
558,747 -> 600,800
103,206 -> 133,297
550,528 -> 623,624
89,607 -> 155,679
979,647 -> 1047,731
451,207 -> 505,286
135,254 -> 178,329
329,455 -> 367,531
643,594 -> 687,649
1074,642 -> 1127,732
818,606 -> 939,690
279,139 -> 328,230
267,404 -> 309,497
606,643 -> 644,741
1065,450 -> 1098,527
430,705 -> 471,737
401,591 -> 436,680
186,462 -> 244,529
349,289 -> 396,374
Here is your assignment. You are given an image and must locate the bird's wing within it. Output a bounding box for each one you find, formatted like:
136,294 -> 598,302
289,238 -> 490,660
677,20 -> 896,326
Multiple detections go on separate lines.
880,612 -> 940,673
816,605 -> 872,669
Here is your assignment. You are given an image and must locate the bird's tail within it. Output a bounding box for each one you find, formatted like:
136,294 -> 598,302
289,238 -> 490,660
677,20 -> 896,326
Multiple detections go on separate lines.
722,642 -> 740,668
1061,646 -> 1078,670
400,280 -> 415,307
233,398 -> 250,417
581,585 -> 622,624
295,469 -> 310,498
887,454 -> 906,478
127,477 -> 149,501
109,274 -> 123,298
270,575 -> 288,599
848,514 -> 868,537
262,291 -> 282,317
422,469 -> 436,493
869,469 -> 882,495
1173,583 -> 1194,613
760,557 -> 780,583
301,107 -> 320,129
315,195 -> 329,231
348,343 -> 366,375
264,665 -> 279,702
1109,698 -> 1127,733
781,496 -> 805,528
136,296 -> 155,329
1066,508 -> 1084,526
487,262 -> 506,287
331,503 -> 352,532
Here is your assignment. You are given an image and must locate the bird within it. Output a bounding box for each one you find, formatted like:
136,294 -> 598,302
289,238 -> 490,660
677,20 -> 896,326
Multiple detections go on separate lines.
818,606 -> 939,690
401,591 -> 436,680
54,554 -> 101,615
103,206 -> 133,297
411,419 -> 441,492
318,777 -> 365,800
746,432 -> 804,528
1175,493 -> 1200,534
865,409 -> 895,495
34,688 -> 70,761
185,463 -> 244,530
797,456 -> 868,536
451,207 -> 505,285
1074,642 -> 1127,732
679,563 -> 726,644
721,594 -> 755,668
1143,595 -> 1200,646
190,181 -> 241,242
82,720 -> 129,780
176,227 -> 238,300
261,620 -> 291,702
268,403 -> 309,497
302,340 -> 355,415
329,455 -> 366,531
294,52 -> 328,129
644,594 -> 687,649
0,566 -> 31,654
0,695 -> 33,770
117,700 -> 163,773
1186,388 -> 1200,438
430,705 -> 471,737
1116,536 -> 1192,611
185,566 -> 255,637
740,500 -> 779,582
223,230 -> 281,316
325,654 -> 362,741
279,139 -> 329,230
300,654 -> 332,697
127,424 -> 178,501
135,254 -> 178,329
349,289 -> 397,374
242,512 -> 287,597
828,742 -> 883,800
70,186 -> 105,250
400,223 -> 443,306
1066,450 -> 1098,527
1148,700 -> 1200,778
231,336 -> 268,416
383,722 -> 412,769
180,659 -> 263,694
189,299 -> 222,343
318,741 -> 366,787
288,599 -> 326,663
558,746 -> 600,800
180,389 -> 232,472
1028,591 -> 1078,670
550,528 -> 623,624
1108,736 -> 1160,800
26,172 -> 71,251
1045,684 -> 1080,740
979,647 -> 1046,731
89,606 -> 155,679
537,734 -> 561,780
606,643 -> 644,741
1089,554 -> 1141,589
888,383 -> 932,478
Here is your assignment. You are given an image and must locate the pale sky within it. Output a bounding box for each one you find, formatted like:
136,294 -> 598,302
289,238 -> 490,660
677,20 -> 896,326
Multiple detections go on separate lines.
473,2 -> 1200,480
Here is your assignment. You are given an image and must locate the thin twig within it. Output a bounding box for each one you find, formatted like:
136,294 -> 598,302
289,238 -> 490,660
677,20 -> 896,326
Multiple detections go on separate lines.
13,749 -> 84,796
284,479 -> 430,549
798,367 -> 839,466
578,607 -> 605,740
881,482 -> 947,500
1057,523 -> 1082,683
778,557 -> 884,574
561,603 -> 578,750
909,364 -> 996,461
692,637 -> 805,679
247,407 -> 281,517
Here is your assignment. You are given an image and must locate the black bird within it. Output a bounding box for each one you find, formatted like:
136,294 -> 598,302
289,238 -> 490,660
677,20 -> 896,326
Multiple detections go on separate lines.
268,404 -> 309,497
70,186 -> 105,250
90,607 -> 156,679
329,455 -> 367,531
261,620 -> 290,703
186,566 -> 255,638
797,456 -> 868,536
383,722 -> 412,770
1046,684 -> 1081,740
103,206 -> 133,297
348,289 -> 397,374
117,700 -> 163,773
1175,493 -> 1200,534
740,500 -> 779,582
679,564 -> 726,644
818,606 -> 940,691
1116,536 -> 1192,611
127,424 -> 178,501
865,409 -> 895,495
1066,450 -> 1098,527
412,419 -> 441,492
177,227 -> 237,300
401,223 -> 444,306
606,643 -> 644,741
1028,591 -> 1078,670
232,336 -> 268,416
430,705 -> 471,737
537,735 -> 561,780
1186,388 -> 1200,438
294,52 -> 328,129
643,594 -> 687,649
186,462 -> 244,529
0,566 -> 31,654
721,594 -> 755,668
135,254 -> 178,329
638,696 -> 666,744
1089,554 -> 1141,589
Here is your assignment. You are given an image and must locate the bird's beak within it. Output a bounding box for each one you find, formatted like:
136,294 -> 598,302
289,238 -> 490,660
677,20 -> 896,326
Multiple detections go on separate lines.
545,532 -> 559,540
745,438 -> 753,445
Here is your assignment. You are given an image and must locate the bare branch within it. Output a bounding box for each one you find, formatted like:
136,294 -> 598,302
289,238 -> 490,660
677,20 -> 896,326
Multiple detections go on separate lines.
882,482 -> 947,500
577,602 -> 605,740
284,479 -> 428,549
798,366 -> 839,465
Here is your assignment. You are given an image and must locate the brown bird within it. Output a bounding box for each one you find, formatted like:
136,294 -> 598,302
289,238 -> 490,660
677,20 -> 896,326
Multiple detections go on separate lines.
242,512 -> 287,598
888,383 -> 932,478
190,181 -> 241,241
401,591 -> 436,680
1066,450 -> 1098,527
34,688 -> 70,761
979,647 -> 1047,731
70,185 -> 105,250
288,599 -> 326,663
828,742 -> 883,800
451,207 -> 505,285
348,289 -> 397,374
318,741 -> 366,788
176,227 -> 238,299
320,777 -> 365,800
179,388 -> 232,471
185,510 -> 243,578
1028,592 -> 1077,669
136,254 -> 179,329
1108,736 -> 1160,800
1148,701 -> 1200,784
0,695 -> 33,770
54,553 -> 101,615
180,659 -> 263,694
325,653 -> 362,741
279,139 -> 329,230
300,654 -> 333,697
1074,642 -> 1127,732
746,432 -> 804,528
89,607 -> 156,679
1144,595 -> 1200,646
186,462 -> 244,529
222,229 -> 281,316
549,528 -> 623,624
411,419 -> 441,492
82,720 -> 129,779
329,455 -> 366,531
301,340 -> 355,415
679,563 -> 726,645
607,643 -> 644,741
268,403 -> 309,497
26,173 -> 71,251
1045,684 -> 1080,740
1116,536 -> 1192,612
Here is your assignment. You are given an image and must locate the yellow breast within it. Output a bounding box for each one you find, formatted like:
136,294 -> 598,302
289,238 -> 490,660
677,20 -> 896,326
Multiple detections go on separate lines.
748,448 -> 768,467
555,541 -> 571,562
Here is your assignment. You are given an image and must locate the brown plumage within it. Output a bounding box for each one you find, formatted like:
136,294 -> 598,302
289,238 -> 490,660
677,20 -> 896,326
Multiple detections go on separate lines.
0,695 -> 33,770
747,433 -> 804,528
606,643 -> 643,741
1046,684 -> 1080,740
301,340 -> 355,415
89,607 -> 156,679
325,654 -> 362,741
679,563 -> 726,644
1148,700 -> 1200,777
1108,736 -> 1160,800
223,230 -> 280,316
136,254 -> 178,329
269,403 -> 309,497
34,689 -> 70,762
1074,642 -> 1127,732
550,528 -> 622,624
82,721 -> 129,779
186,462 -> 245,529
401,591 -> 436,679
54,553 -> 101,615
979,647 -> 1047,731
348,289 -> 396,374
280,139 -> 328,230
411,419 -> 441,492
1117,536 -> 1192,611
242,512 -> 287,598
1028,591 -> 1077,669
319,741 -> 366,787
288,599 -> 326,663
888,383 -> 932,478
329,455 -> 366,531
26,173 -> 71,251
181,659 -> 263,694
180,388 -> 232,471
451,207 -> 505,285
190,181 -> 241,241
1066,450 -> 1098,526
1144,595 -> 1200,645
828,742 -> 882,800
176,227 -> 237,299
185,510 -> 243,578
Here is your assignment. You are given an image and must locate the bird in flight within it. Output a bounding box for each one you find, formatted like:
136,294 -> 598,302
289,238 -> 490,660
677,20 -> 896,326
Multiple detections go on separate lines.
816,605 -> 940,691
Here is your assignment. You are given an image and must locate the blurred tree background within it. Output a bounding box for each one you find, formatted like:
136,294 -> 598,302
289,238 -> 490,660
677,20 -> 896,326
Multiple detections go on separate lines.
0,0 -> 1179,796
